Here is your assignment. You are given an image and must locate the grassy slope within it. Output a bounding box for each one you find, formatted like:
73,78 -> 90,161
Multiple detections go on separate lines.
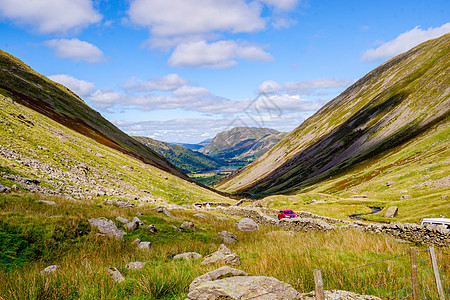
0,96 -> 231,205
1,192 -> 435,299
218,35 -> 449,200
133,136 -> 222,174
0,49 -> 187,179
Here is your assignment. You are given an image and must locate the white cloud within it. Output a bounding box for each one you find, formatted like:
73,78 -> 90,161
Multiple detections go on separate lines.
48,74 -> 96,97
258,80 -> 283,93
44,39 -> 105,63
259,0 -> 299,11
168,40 -> 273,69
128,0 -> 265,37
124,74 -> 189,92
361,23 -> 450,61
0,0 -> 101,34
284,78 -> 352,93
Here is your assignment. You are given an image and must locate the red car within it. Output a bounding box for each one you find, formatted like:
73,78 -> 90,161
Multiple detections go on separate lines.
278,210 -> 297,220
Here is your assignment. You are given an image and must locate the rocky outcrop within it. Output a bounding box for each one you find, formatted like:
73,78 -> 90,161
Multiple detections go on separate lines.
189,266 -> 248,293
188,276 -> 300,300
88,217 -> 126,240
202,244 -> 240,266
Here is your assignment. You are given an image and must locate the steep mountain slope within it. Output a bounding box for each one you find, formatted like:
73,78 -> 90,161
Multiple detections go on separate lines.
133,136 -> 222,174
170,139 -> 211,151
0,50 -> 187,179
219,34 -> 450,196
199,127 -> 287,161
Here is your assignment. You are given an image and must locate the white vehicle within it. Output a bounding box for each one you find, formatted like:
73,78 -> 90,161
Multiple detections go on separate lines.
421,218 -> 450,229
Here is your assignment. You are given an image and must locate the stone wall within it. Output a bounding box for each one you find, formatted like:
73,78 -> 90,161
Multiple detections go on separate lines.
218,206 -> 450,247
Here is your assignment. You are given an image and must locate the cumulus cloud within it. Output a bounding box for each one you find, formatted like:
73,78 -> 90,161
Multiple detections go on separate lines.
44,39 -> 105,63
361,23 -> 450,61
259,0 -> 300,11
284,78 -> 352,93
128,0 -> 265,37
124,74 -> 189,92
48,74 -> 96,97
168,40 -> 273,68
0,0 -> 101,34
258,80 -> 283,93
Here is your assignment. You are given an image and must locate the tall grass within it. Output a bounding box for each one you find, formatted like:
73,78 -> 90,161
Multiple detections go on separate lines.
1,193 -> 448,299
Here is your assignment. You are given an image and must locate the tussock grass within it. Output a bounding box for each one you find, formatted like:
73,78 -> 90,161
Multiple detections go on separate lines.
1,193 -> 448,299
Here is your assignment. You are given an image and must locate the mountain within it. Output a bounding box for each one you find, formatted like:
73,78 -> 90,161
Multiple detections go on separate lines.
199,127 -> 287,162
0,50 -> 187,180
168,139 -> 211,151
133,136 -> 222,174
218,34 -> 450,197
0,49 -> 232,204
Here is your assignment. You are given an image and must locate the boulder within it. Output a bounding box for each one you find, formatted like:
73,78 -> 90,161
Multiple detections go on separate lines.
181,221 -> 197,231
194,213 -> 206,219
236,218 -> 259,232
132,217 -> 145,226
386,181 -> 396,187
173,252 -> 203,260
108,267 -> 125,283
40,265 -> 60,275
189,266 -> 248,292
38,200 -> 57,206
105,199 -> 135,208
132,238 -> 141,245
124,221 -> 139,231
187,276 -> 299,300
202,244 -> 240,266
218,231 -> 238,244
137,241 -> 151,250
126,262 -> 146,270
146,224 -> 157,233
156,206 -> 174,218
384,206 -> 399,218
116,216 -> 130,224
0,184 -> 10,193
88,217 -> 126,240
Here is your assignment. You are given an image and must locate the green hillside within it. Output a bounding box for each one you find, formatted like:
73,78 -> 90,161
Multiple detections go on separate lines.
218,34 -> 450,222
133,136 -> 222,174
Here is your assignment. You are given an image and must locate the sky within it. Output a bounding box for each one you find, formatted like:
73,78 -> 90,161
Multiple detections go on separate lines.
1,0 -> 449,143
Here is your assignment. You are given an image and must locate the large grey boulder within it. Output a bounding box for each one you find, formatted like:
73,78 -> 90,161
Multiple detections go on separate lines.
187,276 -> 300,300
236,218 -> 259,231
218,231 -> 238,244
384,206 -> 398,218
173,252 -> 203,260
189,266 -> 248,292
202,244 -> 240,266
88,217 -> 126,240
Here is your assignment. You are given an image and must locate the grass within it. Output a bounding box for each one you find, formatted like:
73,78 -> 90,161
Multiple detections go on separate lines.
1,192 -> 448,299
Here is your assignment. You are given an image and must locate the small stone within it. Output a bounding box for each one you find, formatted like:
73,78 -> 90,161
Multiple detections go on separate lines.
137,241 -> 151,250
156,207 -> 174,218
194,213 -> 206,219
218,231 -> 238,244
400,195 -> 412,199
132,217 -> 144,226
174,252 -> 203,260
146,224 -> 157,233
41,265 -> 60,275
351,195 -> 367,198
132,238 -> 141,245
126,262 -> 146,270
38,200 -> 57,206
108,267 -> 125,283
172,226 -> 182,231
135,212 -> 143,216
0,184 -> 11,193
181,221 -> 197,231
384,206 -> 399,218
216,216 -> 228,221
386,181 -> 396,186
201,244 -> 241,266
124,221 -> 139,231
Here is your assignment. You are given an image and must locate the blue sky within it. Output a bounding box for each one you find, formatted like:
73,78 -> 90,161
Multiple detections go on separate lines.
1,0 -> 449,143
